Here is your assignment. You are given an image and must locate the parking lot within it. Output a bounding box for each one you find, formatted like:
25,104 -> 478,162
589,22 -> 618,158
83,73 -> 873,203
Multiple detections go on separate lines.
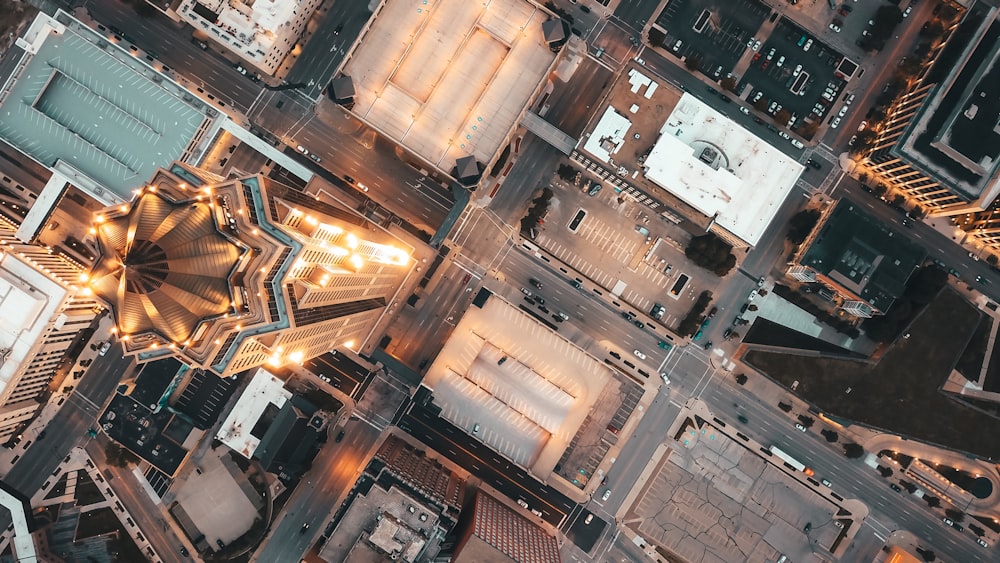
654,0 -> 770,81
738,17 -> 850,140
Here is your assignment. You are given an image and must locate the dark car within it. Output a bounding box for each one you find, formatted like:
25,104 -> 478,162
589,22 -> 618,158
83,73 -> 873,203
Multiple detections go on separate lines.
633,320 -> 645,329
300,523 -> 310,534
529,278 -> 543,289
335,430 -> 345,442
180,546 -> 189,557
343,175 -> 356,184
889,483 -> 902,492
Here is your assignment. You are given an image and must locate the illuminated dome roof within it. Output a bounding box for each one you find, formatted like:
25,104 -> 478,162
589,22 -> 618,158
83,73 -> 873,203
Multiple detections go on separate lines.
89,191 -> 244,344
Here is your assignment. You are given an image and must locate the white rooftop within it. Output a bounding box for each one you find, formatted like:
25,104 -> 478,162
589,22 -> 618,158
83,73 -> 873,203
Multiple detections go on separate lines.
644,93 -> 804,246
0,250 -> 67,395
583,106 -> 632,164
216,368 -> 290,459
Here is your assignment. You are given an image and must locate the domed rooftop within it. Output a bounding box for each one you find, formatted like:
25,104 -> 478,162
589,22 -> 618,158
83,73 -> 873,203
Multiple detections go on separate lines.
89,191 -> 244,344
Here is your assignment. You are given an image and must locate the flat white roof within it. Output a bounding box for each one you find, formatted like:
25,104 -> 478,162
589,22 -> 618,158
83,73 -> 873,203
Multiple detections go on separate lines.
583,106 -> 632,164
216,368 -> 290,459
644,93 -> 803,246
0,250 -> 66,395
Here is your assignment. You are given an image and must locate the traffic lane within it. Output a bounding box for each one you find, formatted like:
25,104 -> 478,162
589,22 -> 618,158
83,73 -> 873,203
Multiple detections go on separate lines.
255,418 -> 380,561
400,406 -> 575,525
87,437 -> 184,563
613,0 -> 663,31
543,58 -> 614,138
698,383 -> 987,561
287,2 -> 373,98
87,0 -> 261,110
303,354 -> 367,394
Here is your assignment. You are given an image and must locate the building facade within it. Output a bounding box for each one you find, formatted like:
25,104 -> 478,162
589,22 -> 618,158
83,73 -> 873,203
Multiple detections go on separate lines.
87,163 -> 413,377
860,2 -> 1000,247
178,0 -> 322,74
0,218 -> 99,441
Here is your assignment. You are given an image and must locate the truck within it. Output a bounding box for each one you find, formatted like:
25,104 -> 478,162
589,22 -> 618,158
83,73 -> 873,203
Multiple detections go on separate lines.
769,445 -> 815,476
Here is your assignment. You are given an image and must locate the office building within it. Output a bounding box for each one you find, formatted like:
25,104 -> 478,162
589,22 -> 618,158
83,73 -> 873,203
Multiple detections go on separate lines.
86,162 -> 413,377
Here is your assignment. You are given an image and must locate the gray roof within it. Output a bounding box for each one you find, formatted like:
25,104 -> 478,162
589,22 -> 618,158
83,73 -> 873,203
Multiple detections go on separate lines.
0,19 -> 211,198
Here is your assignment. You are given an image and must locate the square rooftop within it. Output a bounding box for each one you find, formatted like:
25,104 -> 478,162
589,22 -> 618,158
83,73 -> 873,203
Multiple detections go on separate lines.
800,199 -> 926,313
0,12 -> 215,200
342,0 -> 557,170
644,93 -> 803,246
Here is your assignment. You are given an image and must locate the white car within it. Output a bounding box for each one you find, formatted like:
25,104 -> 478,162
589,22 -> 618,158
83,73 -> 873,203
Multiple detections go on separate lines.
752,91 -> 764,103
517,499 -> 529,509
660,373 -> 671,385
790,139 -> 804,149
829,23 -> 841,33
903,6 -> 912,17
776,55 -> 785,67
752,40 -> 761,52
296,145 -> 308,155
821,479 -> 832,487
633,350 -> 647,360
739,106 -> 750,115
803,39 -> 813,51
838,105 -> 849,117
792,64 -> 802,76
778,131 -> 791,140
795,423 -> 808,432
845,93 -> 856,104
830,117 -> 841,129
857,120 -> 868,131
602,489 -> 612,501
585,514 -> 594,524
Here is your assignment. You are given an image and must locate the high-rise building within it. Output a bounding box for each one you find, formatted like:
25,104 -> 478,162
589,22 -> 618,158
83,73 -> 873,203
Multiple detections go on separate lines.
86,162 -> 413,377
0,218 -> 99,441
860,2 -> 1000,247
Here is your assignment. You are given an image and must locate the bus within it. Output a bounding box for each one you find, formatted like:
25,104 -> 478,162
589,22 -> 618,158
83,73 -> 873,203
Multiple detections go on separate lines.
769,445 -> 815,476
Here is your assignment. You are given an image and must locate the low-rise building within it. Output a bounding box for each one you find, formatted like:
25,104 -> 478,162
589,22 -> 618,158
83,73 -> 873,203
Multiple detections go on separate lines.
786,199 -> 926,317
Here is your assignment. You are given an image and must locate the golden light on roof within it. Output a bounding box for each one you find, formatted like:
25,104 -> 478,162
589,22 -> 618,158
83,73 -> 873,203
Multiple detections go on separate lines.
349,254 -> 364,270
119,205 -> 129,213
79,273 -> 90,283
345,233 -> 359,249
305,215 -> 318,225
95,214 -> 105,224
343,339 -> 355,349
288,350 -> 304,364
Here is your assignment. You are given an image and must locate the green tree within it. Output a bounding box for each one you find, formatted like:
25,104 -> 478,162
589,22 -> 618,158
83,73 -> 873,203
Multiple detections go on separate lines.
787,209 -> 821,245
844,443 -> 864,458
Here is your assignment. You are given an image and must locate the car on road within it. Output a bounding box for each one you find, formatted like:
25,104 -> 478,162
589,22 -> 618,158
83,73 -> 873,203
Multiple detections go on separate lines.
943,517 -> 955,526
830,117 -> 841,129
296,145 -> 308,155
969,251 -> 980,261
903,6 -> 912,17
977,538 -> 990,548
234,64 -> 247,75
517,499 -> 529,509
858,120 -> 868,131
737,415 -> 748,423
98,341 -> 112,356
806,159 -> 822,169
889,483 -> 902,492
821,478 -> 832,487
520,287 -> 532,297
300,523 -> 310,534
657,340 -> 671,350
660,372 -> 671,385
309,153 -> 321,163
977,275 -> 990,285
795,423 -> 807,432
633,350 -> 646,360
702,340 -> 713,350
602,489 -> 612,501
694,329 -> 703,340
739,106 -> 750,115
633,319 -> 645,329
335,430 -> 345,442
529,278 -> 543,289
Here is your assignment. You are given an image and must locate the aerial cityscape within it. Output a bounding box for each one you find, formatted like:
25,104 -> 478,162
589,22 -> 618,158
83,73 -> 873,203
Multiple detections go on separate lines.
0,0 -> 997,562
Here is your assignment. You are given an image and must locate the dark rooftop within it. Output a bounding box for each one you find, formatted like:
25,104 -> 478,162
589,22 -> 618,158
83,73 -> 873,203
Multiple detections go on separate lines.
899,4 -> 1000,198
800,199 -> 925,312
100,393 -> 191,476
130,357 -> 182,409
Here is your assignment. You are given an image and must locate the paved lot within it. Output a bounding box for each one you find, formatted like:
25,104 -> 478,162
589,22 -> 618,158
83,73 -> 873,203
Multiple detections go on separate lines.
622,407 -> 846,563
171,448 -> 259,548
739,16 -> 849,138
654,0 -> 770,80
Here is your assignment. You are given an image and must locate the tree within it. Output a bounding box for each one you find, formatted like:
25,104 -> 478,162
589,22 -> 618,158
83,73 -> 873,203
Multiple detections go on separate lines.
915,547 -> 936,562
797,415 -> 814,428
685,234 -> 736,276
648,27 -> 666,47
105,442 -> 139,468
774,108 -> 792,126
685,55 -> 702,71
877,465 -> 893,478
753,98 -> 768,112
924,495 -> 941,508
787,209 -> 821,244
872,183 -> 887,198
778,402 -> 792,413
821,429 -> 839,443
721,77 -> 737,92
735,373 -> 748,385
844,443 -> 864,458
908,266 -> 948,305
747,304 -> 758,312
988,254 -> 999,266
945,508 -> 965,522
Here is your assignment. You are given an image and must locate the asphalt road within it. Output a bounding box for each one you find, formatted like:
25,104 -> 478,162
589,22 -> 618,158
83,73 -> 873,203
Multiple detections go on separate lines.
398,391 -> 576,528
284,1 -> 372,100
253,417 -> 381,563
303,352 -> 370,399
612,0 -> 664,34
